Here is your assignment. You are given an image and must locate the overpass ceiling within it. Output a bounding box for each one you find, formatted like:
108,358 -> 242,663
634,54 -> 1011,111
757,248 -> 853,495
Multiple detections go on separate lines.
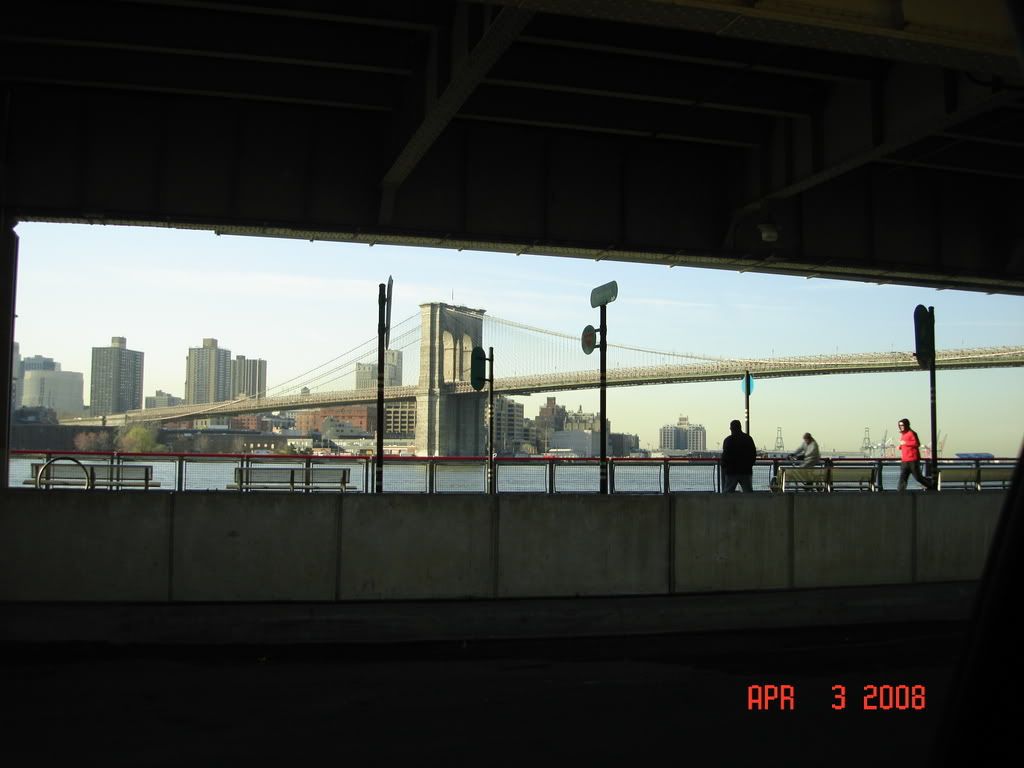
2,1 -> 1023,293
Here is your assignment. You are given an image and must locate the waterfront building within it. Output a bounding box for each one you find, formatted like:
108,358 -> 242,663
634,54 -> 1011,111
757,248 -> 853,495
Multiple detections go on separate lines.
21,368 -> 84,417
550,428 -> 606,458
185,338 -> 232,404
90,336 -> 144,416
658,424 -> 678,452
229,413 -> 267,431
534,396 -> 566,453
145,390 -> 184,409
659,415 -> 707,453
384,400 -> 417,438
231,355 -> 267,398
355,349 -> 403,389
486,395 -> 525,455
293,405 -> 379,436
323,416 -> 371,439
564,405 -> 609,434
610,432 -> 641,457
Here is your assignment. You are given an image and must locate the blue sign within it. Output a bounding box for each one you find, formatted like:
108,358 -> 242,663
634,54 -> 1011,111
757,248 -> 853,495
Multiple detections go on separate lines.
741,373 -> 755,395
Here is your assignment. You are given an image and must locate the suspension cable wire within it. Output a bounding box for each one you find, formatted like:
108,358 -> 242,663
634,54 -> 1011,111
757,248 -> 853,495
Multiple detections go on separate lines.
446,307 -> 750,367
264,312 -> 419,395
263,303 -> 1024,402
296,326 -> 422,393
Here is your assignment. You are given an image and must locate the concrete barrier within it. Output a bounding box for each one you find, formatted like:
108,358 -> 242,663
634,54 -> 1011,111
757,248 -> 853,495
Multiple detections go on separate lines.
171,493 -> 338,601
497,495 -> 669,597
793,493 -> 913,587
674,493 -> 790,592
915,492 -> 1002,582
0,489 -> 1008,609
338,495 -> 494,600
0,489 -> 170,601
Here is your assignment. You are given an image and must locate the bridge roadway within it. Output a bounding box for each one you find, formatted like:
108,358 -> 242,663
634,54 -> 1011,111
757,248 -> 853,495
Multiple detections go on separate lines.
66,345 -> 1024,425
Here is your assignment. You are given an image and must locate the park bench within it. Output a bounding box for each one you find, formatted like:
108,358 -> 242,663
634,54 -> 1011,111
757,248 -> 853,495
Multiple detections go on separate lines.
26,461 -> 159,489
228,466 -> 354,492
937,465 -> 1015,491
777,465 -> 877,493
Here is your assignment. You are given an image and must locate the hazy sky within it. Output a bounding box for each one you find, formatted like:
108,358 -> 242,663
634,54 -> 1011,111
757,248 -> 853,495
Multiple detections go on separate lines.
13,222 -> 1024,457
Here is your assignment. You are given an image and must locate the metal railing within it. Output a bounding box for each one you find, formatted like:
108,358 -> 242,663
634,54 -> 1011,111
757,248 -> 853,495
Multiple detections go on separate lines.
9,450 -> 1017,493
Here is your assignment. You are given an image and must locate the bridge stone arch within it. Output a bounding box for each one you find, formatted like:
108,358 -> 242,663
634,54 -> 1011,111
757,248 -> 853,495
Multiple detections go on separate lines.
460,333 -> 474,382
442,330 -> 456,383
416,303 -> 486,456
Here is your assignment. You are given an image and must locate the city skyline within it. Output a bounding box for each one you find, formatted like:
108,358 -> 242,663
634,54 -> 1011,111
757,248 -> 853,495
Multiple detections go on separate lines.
12,222 -> 1024,456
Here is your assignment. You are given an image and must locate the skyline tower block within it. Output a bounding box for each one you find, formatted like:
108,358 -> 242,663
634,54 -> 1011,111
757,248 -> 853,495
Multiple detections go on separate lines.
231,355 -> 267,398
185,338 -> 232,404
90,336 -> 144,416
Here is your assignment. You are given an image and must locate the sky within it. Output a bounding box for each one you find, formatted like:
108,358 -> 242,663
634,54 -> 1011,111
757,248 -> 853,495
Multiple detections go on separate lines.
13,221 -> 1024,457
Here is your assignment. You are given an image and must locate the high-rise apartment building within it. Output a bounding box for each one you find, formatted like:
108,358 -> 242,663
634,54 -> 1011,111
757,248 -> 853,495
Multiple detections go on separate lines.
90,336 -> 144,416
231,355 -> 267,398
185,338 -> 232,404
355,350 -> 403,389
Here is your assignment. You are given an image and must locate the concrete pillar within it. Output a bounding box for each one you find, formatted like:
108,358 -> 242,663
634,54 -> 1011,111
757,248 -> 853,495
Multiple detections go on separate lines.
414,303 -> 486,456
0,213 -> 17,489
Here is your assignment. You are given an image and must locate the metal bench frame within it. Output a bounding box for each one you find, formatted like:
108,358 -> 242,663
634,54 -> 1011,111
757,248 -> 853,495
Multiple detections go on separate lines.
777,465 -> 877,493
26,458 -> 159,490
228,466 -> 354,492
938,466 -> 1014,491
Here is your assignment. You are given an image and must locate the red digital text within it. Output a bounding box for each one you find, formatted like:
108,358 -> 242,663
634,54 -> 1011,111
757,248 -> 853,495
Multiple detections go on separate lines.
747,684 -> 795,710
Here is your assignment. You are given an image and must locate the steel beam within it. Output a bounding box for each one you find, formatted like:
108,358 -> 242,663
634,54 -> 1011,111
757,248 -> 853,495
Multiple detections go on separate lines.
379,6 -> 533,224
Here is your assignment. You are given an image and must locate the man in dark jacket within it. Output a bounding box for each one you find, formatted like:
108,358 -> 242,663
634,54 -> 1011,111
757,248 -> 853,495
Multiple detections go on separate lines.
722,419 -> 757,492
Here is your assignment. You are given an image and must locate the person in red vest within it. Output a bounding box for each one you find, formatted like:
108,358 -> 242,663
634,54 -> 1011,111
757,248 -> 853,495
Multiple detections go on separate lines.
897,418 -> 934,491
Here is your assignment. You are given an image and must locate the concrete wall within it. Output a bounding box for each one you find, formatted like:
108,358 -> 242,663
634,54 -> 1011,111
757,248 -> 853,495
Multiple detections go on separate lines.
339,495 -> 494,599
0,489 -> 1007,603
675,493 -> 790,592
0,491 -> 171,600
497,495 -> 668,597
172,493 -> 338,601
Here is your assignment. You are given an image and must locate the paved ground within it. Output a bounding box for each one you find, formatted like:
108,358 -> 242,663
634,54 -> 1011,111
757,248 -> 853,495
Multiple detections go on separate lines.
2,622 -> 964,767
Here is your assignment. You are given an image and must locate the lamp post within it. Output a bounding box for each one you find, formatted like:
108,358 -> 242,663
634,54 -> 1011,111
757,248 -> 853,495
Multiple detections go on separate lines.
585,281 -> 617,494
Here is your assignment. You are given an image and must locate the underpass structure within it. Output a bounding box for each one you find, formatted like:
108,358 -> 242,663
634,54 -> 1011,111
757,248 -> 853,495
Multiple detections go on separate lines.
1,4 -> 1022,681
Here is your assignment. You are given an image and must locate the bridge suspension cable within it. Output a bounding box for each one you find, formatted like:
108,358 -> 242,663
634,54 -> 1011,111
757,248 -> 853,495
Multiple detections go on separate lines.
264,312 -> 420,396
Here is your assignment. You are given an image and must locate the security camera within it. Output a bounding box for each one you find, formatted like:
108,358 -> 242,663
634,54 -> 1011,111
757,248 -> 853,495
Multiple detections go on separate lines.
758,224 -> 778,243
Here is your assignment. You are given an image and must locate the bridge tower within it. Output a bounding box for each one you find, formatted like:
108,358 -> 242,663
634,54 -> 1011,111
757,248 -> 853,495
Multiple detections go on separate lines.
415,303 -> 486,456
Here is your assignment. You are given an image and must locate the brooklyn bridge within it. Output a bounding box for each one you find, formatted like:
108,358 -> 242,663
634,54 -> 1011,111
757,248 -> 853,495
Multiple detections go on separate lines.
66,302 -> 1024,455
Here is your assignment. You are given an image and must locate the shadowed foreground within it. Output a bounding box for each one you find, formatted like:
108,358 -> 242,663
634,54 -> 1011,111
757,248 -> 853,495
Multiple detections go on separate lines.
2,622 -> 962,767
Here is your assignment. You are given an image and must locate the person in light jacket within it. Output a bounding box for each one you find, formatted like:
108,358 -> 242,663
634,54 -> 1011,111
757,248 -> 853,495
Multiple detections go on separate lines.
791,433 -> 820,467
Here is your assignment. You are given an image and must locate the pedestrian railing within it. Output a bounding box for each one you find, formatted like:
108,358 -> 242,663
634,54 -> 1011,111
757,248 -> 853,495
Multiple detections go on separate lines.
8,450 -> 1017,494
